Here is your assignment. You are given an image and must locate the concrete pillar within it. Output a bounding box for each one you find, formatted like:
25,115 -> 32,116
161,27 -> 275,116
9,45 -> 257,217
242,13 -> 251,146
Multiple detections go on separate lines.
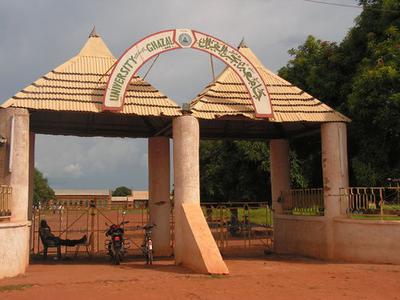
148,136 -> 172,256
321,122 -> 349,219
321,122 -> 349,259
0,108 -> 31,278
28,133 -> 35,221
0,110 -> 11,186
173,115 -> 200,263
270,139 -> 291,214
0,108 -> 31,223
173,116 -> 200,208
173,115 -> 228,274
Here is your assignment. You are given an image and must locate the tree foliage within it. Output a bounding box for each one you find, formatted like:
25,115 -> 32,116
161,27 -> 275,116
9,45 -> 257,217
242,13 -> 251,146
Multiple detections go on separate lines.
278,0 -> 400,186
200,140 -> 270,203
200,140 -> 307,203
112,186 -> 132,196
278,36 -> 345,110
34,168 -> 55,206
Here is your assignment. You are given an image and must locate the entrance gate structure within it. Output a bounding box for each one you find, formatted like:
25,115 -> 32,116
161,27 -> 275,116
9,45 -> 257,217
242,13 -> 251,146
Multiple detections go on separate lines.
1,28 -> 353,279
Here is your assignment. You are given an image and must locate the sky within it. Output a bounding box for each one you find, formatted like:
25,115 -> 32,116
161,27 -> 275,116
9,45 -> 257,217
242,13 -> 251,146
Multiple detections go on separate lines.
0,0 -> 360,190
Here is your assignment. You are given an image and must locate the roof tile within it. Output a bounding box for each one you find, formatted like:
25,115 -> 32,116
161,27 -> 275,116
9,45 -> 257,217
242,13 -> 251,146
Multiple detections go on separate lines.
190,46 -> 350,123
2,35 -> 181,117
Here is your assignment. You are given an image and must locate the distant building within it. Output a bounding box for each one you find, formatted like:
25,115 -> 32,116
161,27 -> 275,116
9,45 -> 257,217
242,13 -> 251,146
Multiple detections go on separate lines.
111,191 -> 149,208
111,196 -> 131,206
54,189 -> 111,207
53,189 -> 149,208
131,191 -> 149,208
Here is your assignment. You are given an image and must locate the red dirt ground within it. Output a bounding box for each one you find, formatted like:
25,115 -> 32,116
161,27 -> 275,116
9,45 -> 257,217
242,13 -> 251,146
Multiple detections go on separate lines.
1,255 -> 400,300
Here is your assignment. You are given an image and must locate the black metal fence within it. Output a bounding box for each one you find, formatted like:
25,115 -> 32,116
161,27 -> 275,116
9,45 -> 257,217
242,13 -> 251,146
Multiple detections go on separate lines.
340,187 -> 400,219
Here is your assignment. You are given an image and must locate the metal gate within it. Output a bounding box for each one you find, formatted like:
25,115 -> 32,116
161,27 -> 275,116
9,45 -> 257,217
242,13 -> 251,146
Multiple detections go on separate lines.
31,203 -> 152,256
31,201 -> 273,257
201,202 -> 273,255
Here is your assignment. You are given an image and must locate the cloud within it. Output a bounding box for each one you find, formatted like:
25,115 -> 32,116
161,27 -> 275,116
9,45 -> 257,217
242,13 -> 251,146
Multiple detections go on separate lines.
35,135 -> 149,189
63,163 -> 82,178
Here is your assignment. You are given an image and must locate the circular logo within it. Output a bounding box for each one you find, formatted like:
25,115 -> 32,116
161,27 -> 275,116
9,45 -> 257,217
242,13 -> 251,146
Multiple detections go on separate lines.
178,33 -> 192,47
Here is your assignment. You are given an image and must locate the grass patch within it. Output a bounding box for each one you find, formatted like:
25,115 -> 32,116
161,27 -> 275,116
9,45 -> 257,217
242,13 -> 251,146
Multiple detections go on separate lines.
382,204 -> 400,210
350,215 -> 400,221
202,206 -> 273,226
291,206 -> 324,216
0,284 -> 33,292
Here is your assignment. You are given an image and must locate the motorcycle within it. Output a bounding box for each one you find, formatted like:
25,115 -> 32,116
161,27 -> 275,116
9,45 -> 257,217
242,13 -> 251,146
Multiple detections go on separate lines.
105,220 -> 129,265
142,223 -> 156,265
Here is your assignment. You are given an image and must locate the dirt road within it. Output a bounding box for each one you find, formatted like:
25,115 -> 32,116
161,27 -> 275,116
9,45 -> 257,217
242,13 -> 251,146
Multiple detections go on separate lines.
1,255 -> 400,300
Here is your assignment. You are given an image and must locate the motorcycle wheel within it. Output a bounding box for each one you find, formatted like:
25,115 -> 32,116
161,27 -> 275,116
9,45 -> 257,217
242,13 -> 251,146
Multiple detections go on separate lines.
114,252 -> 120,265
148,250 -> 153,265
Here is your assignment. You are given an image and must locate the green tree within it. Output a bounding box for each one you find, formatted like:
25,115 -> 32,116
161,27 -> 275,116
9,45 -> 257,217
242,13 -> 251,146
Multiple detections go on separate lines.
112,186 -> 132,196
347,24 -> 400,185
278,37 -> 341,188
278,0 -> 400,186
200,140 -> 270,203
34,168 -> 55,206
199,140 -> 307,204
278,35 -> 345,109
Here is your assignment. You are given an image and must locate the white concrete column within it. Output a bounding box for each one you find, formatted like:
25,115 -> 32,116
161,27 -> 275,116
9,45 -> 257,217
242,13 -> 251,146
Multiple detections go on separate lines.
172,115 -> 228,274
173,115 -> 200,263
7,109 -> 30,222
28,132 -> 35,221
321,122 -> 349,259
173,116 -> 200,208
148,136 -> 172,256
321,122 -> 349,219
0,109 -> 11,186
0,108 -> 31,278
270,139 -> 291,214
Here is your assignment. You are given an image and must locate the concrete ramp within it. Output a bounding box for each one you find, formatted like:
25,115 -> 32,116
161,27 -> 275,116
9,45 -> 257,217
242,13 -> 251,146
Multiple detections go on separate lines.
176,203 -> 229,274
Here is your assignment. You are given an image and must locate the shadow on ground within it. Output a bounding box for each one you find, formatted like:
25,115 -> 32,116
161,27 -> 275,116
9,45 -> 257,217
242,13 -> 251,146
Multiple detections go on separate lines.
29,254 -> 193,274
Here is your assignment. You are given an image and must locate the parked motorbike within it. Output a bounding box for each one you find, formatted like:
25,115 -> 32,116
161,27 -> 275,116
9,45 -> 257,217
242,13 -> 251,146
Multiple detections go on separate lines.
105,220 -> 129,265
142,223 -> 156,265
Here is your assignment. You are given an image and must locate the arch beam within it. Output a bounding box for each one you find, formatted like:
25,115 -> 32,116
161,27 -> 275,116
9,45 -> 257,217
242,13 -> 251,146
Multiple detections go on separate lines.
103,29 -> 273,118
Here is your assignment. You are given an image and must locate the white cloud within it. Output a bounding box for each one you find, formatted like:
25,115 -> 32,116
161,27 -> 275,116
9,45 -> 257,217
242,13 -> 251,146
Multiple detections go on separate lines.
63,163 -> 82,178
35,135 -> 149,189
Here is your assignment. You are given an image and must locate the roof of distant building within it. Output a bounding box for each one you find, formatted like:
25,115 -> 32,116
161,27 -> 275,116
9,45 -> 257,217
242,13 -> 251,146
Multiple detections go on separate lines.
54,189 -> 111,196
132,190 -> 149,200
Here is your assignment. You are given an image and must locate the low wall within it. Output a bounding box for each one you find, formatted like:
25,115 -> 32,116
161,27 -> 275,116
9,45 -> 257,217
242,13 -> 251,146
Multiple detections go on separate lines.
274,214 -> 327,259
0,221 -> 30,279
274,214 -> 400,264
333,217 -> 400,264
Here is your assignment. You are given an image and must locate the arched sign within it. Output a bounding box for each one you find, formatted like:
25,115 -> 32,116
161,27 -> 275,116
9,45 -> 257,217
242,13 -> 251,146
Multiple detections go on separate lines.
103,29 -> 273,118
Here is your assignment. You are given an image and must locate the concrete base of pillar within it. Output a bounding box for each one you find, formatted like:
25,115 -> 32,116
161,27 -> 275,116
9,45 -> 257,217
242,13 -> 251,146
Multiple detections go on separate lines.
175,203 -> 229,274
0,221 -> 30,279
274,214 -> 327,259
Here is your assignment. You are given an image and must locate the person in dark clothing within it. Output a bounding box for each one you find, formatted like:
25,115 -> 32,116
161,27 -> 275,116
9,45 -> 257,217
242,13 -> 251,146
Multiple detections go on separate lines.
39,220 -> 87,247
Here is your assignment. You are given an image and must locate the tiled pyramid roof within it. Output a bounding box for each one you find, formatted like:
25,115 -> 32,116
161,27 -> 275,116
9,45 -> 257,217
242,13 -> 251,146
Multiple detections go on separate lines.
190,43 -> 350,123
1,32 -> 181,117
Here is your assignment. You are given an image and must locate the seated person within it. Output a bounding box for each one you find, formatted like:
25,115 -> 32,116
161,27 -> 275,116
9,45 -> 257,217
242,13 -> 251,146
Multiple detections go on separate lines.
39,220 -> 87,258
